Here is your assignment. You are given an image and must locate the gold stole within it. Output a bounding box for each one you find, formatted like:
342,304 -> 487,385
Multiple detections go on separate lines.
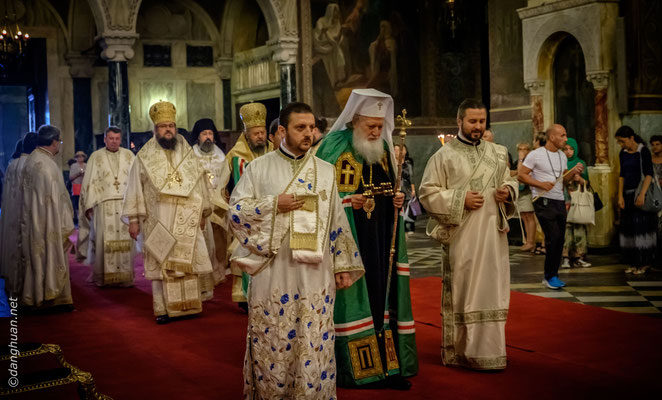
102,200 -> 133,284
271,153 -> 335,264
232,153 -> 335,275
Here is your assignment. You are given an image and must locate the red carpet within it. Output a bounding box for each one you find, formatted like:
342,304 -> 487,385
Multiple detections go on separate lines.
2,254 -> 662,399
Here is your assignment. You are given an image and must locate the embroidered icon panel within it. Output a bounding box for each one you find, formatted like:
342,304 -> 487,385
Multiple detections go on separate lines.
335,152 -> 362,193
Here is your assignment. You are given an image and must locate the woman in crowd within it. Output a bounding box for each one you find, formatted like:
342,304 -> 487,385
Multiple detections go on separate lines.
69,150 -> 87,225
516,142 -> 537,252
616,126 -> 656,275
395,143 -> 416,235
561,138 -> 591,268
650,135 -> 662,270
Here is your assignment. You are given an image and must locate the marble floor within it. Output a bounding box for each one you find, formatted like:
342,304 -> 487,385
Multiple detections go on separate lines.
405,221 -> 662,318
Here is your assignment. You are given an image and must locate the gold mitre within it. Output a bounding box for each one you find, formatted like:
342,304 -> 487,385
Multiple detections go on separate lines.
239,102 -> 267,130
149,100 -> 176,125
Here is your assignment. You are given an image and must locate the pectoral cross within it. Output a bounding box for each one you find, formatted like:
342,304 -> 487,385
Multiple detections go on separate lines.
113,178 -> 121,192
166,170 -> 183,187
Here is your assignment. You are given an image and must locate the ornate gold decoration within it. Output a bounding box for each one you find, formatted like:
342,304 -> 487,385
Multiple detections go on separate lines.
0,343 -> 112,399
149,100 -> 176,125
348,335 -> 383,380
384,329 -> 400,371
239,102 -> 267,130
335,152 -> 361,192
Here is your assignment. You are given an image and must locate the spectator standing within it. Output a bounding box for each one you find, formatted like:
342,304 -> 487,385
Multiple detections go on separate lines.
69,151 -> 87,225
395,143 -> 416,234
617,126 -> 657,274
650,135 -> 662,270
518,124 -> 585,289
516,142 -> 537,252
616,126 -> 657,275
561,138 -> 591,268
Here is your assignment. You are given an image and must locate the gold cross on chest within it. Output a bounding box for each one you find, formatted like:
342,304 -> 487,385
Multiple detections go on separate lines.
113,178 -> 121,192
341,163 -> 354,184
166,170 -> 183,187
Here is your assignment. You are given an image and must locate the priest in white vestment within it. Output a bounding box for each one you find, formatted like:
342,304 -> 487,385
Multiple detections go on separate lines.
191,118 -> 231,300
80,126 -> 136,287
122,101 -> 213,324
21,125 -> 75,309
0,133 -> 37,297
419,99 -> 518,370
229,102 -> 364,399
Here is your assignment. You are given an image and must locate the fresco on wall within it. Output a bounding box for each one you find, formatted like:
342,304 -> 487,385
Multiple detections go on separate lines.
311,0 -> 421,118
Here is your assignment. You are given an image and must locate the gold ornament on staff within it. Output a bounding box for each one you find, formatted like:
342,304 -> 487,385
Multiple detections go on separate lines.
384,109 -> 411,312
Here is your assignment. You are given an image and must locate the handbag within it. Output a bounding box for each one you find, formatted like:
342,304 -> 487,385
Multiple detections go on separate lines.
567,183 -> 595,225
588,182 -> 603,212
406,195 -> 423,217
634,150 -> 662,213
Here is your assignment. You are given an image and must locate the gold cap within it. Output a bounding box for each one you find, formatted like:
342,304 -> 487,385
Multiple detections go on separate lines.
149,101 -> 176,125
239,102 -> 267,130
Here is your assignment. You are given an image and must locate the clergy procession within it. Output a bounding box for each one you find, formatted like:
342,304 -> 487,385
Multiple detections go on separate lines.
3,0 -> 662,398
0,87 -> 530,398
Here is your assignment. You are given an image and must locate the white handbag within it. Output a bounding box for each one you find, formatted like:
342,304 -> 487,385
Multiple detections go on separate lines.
567,183 -> 595,225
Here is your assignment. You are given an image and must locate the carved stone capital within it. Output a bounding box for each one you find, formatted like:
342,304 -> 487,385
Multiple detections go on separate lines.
97,33 -> 139,62
65,53 -> 97,78
268,37 -> 299,65
524,80 -> 546,95
587,70 -> 610,90
215,56 -> 233,80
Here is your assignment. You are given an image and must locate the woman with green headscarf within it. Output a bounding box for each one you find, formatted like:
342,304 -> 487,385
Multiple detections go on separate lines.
561,138 -> 591,268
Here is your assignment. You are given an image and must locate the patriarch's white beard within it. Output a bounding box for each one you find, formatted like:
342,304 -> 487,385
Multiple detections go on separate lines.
353,130 -> 384,164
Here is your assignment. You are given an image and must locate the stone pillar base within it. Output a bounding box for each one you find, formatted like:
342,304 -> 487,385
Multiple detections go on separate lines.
587,164 -> 618,247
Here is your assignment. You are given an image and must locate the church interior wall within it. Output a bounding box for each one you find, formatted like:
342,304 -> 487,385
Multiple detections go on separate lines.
487,0 -> 531,157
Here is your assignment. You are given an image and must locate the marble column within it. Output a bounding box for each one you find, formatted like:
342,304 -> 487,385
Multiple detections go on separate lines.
99,34 -> 137,149
280,64 -> 297,105
66,54 -> 96,156
586,71 -> 614,247
525,80 -> 546,137
270,38 -> 299,107
298,0 -> 314,106
215,57 -> 233,130
588,71 -> 610,165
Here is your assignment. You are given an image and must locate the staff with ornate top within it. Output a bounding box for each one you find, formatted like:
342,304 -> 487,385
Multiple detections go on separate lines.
387,109 -> 411,294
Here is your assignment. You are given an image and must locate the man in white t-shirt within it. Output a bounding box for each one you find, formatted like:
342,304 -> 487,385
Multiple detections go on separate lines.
518,124 -> 584,289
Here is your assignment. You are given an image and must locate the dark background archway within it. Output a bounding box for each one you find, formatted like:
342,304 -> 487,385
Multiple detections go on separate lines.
0,38 -> 48,170
553,35 -> 595,165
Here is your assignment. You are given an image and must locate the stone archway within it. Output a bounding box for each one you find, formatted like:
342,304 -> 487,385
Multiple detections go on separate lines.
518,0 -> 620,247
518,1 -> 618,166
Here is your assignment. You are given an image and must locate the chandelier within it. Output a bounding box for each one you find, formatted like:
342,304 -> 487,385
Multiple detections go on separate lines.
0,0 -> 29,70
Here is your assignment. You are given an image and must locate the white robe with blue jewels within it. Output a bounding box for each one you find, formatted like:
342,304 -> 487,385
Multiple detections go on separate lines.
229,148 -> 364,399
